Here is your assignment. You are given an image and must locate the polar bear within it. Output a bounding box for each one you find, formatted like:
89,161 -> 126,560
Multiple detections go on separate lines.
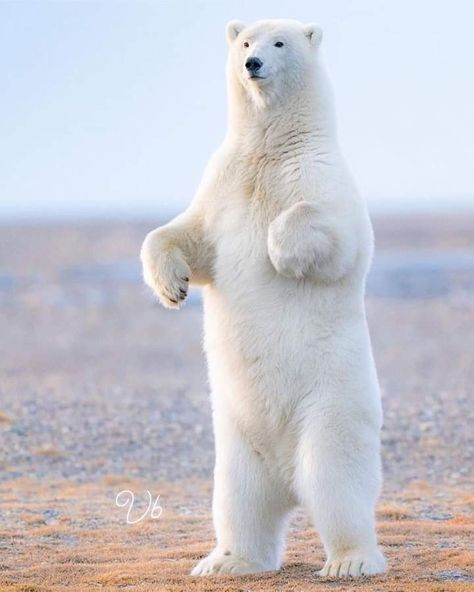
140,19 -> 387,578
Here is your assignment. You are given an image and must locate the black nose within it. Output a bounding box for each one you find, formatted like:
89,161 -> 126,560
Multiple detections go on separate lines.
245,57 -> 263,73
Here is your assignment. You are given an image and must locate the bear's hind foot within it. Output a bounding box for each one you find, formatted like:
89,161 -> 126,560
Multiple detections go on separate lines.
191,550 -> 271,576
319,547 -> 386,578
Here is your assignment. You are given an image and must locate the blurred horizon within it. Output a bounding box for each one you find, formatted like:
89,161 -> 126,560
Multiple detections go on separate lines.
1,0 -> 473,221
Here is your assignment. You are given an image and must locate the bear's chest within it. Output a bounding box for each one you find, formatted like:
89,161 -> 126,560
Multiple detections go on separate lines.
213,152 -> 305,260
237,150 -> 303,206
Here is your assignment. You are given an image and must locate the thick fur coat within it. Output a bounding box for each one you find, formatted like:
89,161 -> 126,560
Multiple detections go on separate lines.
140,18 -> 386,578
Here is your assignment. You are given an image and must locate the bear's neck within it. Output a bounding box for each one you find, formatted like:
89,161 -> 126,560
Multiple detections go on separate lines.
226,61 -> 338,155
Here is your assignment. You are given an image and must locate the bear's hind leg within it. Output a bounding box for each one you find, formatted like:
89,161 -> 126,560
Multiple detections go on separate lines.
295,412 -> 386,578
191,412 -> 293,576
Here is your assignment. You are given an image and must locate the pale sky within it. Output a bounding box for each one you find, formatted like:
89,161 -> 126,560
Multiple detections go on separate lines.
1,0 -> 473,220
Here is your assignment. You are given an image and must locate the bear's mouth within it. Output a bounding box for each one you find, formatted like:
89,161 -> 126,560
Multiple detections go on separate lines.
248,75 -> 266,80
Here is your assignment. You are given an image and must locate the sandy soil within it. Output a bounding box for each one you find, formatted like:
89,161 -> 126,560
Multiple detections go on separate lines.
0,214 -> 473,591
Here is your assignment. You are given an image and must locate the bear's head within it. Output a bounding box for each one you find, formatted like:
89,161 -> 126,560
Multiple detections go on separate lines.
226,19 -> 323,109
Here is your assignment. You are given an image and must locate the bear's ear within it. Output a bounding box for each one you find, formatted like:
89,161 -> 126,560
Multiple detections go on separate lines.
303,23 -> 323,47
226,20 -> 245,44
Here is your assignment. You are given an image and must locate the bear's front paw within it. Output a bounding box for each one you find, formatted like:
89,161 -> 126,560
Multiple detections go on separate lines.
140,233 -> 190,310
268,203 -> 328,279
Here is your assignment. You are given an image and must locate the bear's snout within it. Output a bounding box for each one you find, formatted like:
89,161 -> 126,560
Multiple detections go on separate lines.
245,57 -> 263,76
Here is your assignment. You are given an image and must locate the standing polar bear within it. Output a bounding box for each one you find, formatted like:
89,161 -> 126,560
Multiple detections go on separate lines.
141,19 -> 386,578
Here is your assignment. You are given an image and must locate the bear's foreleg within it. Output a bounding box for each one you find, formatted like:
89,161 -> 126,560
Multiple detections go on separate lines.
141,210 -> 214,309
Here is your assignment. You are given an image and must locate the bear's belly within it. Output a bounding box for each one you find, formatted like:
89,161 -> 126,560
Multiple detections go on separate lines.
201,186 -> 375,466
203,213 -> 368,438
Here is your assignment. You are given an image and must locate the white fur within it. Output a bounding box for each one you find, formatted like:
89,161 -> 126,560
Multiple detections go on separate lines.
141,19 -> 386,578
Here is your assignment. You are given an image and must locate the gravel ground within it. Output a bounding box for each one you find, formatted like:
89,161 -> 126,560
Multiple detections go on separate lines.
0,214 -> 473,591
0,215 -> 473,490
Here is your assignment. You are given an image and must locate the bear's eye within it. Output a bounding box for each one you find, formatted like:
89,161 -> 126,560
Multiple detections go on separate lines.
274,41 -> 284,48
243,41 -> 249,48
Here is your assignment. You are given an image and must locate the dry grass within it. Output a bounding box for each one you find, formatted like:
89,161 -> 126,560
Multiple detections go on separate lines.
31,446 -> 64,458
0,411 -> 12,424
0,478 -> 472,592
